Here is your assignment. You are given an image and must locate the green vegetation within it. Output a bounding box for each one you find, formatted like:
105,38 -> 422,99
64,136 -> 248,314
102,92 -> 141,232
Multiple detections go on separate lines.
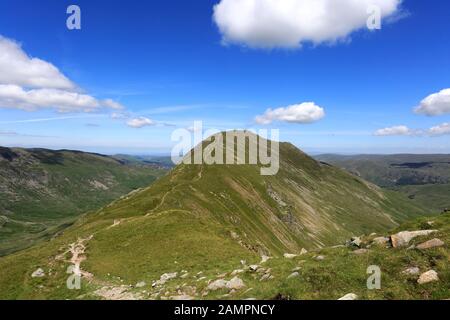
315,154 -> 450,213
0,133 -> 442,300
0,146 -> 167,255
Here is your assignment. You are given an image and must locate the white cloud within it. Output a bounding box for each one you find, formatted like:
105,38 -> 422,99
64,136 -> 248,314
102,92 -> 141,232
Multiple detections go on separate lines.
414,88 -> 450,116
0,36 -> 75,89
374,125 -> 413,136
0,35 -> 124,113
213,0 -> 402,49
0,85 -> 122,113
126,117 -> 156,128
255,102 -> 325,124
428,123 -> 450,136
111,112 -> 128,119
102,99 -> 124,110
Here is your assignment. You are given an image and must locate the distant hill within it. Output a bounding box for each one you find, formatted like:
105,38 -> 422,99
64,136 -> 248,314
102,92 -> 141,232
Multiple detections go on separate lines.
315,154 -> 450,213
0,146 -> 167,256
0,132 -> 433,300
113,154 -> 174,169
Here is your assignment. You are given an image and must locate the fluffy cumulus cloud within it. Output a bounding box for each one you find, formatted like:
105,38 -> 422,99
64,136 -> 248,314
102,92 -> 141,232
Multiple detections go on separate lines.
374,125 -> 413,136
428,123 -> 450,136
0,36 -> 75,89
126,117 -> 156,128
0,85 -> 123,112
414,88 -> 450,116
375,124 -> 450,137
213,0 -> 402,49
0,35 -> 123,113
255,102 -> 325,125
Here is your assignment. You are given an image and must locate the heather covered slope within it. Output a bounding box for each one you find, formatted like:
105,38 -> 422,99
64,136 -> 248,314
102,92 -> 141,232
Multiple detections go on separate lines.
0,146 -> 167,255
0,133 -> 432,299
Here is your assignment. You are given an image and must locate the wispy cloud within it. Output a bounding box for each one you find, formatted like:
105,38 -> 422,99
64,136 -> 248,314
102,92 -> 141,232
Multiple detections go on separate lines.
141,104 -> 205,115
0,129 -> 58,138
0,114 -> 106,124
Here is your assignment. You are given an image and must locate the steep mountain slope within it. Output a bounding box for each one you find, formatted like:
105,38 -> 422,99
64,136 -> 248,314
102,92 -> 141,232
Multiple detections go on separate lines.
0,146 -> 167,256
315,154 -> 450,213
0,133 -> 430,299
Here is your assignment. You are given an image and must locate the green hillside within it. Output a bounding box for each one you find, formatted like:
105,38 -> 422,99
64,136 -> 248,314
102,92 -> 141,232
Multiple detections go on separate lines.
0,132 -> 436,300
315,154 -> 450,213
0,146 -> 167,256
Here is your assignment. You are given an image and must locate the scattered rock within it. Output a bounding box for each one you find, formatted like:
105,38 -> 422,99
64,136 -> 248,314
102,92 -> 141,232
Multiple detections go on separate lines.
417,270 -> 439,285
230,231 -> 239,240
287,272 -> 299,279
180,273 -> 190,279
182,286 -> 196,296
300,248 -> 308,255
291,267 -> 301,272
152,272 -> 178,287
352,249 -> 369,255
350,236 -> 362,247
390,230 -> 437,248
161,272 -> 177,281
248,265 -> 260,272
315,255 -> 325,261
207,279 -> 228,291
31,268 -> 45,278
416,238 -> 444,250
95,285 -> 142,300
283,253 -> 298,259
372,237 -> 390,245
256,268 -> 266,274
231,269 -> 244,276
338,293 -> 358,300
260,255 -> 270,264
260,273 -> 271,281
226,277 -> 246,290
207,277 -> 245,291
135,281 -> 146,288
170,295 -> 194,300
402,267 -> 420,275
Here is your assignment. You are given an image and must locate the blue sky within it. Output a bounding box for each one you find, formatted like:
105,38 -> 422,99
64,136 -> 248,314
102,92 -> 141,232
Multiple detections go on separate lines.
0,0 -> 449,154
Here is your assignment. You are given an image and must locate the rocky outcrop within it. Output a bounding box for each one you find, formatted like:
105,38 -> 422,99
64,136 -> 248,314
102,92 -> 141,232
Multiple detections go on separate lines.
338,293 -> 358,300
31,268 -> 45,278
416,238 -> 444,250
417,270 -> 439,285
402,267 -> 420,275
207,277 -> 245,291
372,237 -> 389,245
152,272 -> 178,287
390,230 -> 437,248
